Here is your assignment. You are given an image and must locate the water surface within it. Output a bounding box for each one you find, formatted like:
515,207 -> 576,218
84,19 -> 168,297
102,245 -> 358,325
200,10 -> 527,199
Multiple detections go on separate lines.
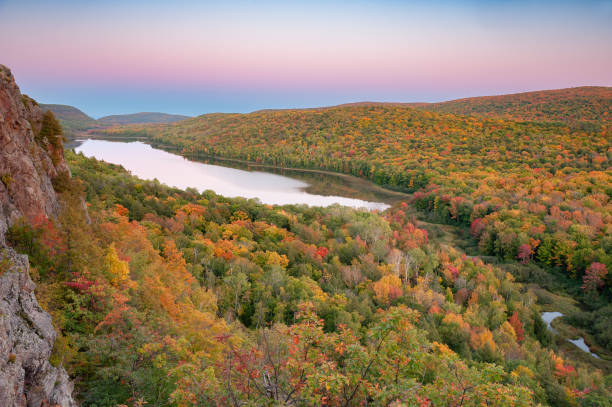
568,337 -> 601,359
540,311 -> 601,359
541,311 -> 563,334
74,139 -> 390,210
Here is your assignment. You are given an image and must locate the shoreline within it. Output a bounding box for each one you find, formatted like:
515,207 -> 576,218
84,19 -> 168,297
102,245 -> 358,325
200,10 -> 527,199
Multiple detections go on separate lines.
79,133 -> 413,203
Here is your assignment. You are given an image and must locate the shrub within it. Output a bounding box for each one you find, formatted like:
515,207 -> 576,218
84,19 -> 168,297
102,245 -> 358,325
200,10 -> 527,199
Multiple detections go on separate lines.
0,174 -> 13,188
37,111 -> 65,150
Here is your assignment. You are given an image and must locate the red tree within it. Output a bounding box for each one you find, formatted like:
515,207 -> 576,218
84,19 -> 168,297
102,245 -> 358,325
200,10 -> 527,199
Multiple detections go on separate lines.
509,311 -> 524,343
517,244 -> 533,264
582,262 -> 608,293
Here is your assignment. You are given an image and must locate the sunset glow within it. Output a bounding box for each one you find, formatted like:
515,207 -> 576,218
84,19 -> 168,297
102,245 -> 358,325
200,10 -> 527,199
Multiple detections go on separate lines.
1,0 -> 611,116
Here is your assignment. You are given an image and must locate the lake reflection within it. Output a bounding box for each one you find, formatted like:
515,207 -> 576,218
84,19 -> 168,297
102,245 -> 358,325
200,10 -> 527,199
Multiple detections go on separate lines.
74,139 -> 389,210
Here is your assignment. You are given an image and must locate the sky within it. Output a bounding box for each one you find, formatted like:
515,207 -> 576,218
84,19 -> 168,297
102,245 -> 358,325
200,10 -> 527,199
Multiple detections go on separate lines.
1,0 -> 611,118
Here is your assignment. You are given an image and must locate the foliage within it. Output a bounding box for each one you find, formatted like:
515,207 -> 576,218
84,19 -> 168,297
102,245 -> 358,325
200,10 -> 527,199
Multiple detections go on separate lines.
6,149 -> 608,406
94,94 -> 611,307
38,110 -> 65,148
40,104 -> 98,138
1,173 -> 14,188
416,86 -> 612,124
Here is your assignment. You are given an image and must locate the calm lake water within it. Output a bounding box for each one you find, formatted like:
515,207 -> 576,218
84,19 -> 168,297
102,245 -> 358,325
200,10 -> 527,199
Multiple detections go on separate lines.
73,139 -> 395,210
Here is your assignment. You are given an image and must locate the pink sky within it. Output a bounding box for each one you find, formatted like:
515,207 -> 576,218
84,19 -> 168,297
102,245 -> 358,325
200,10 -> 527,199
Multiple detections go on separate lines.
1,0 -> 611,116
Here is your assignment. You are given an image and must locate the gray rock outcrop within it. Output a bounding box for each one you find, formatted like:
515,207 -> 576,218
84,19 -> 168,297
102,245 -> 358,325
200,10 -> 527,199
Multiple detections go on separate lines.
0,64 -> 77,406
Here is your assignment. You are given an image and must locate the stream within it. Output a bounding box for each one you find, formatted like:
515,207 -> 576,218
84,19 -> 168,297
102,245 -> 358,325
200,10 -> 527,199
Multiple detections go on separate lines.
541,311 -> 601,359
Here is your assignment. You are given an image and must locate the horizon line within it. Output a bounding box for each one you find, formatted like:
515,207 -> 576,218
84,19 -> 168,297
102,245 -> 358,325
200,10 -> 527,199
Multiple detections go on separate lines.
38,84 -> 611,120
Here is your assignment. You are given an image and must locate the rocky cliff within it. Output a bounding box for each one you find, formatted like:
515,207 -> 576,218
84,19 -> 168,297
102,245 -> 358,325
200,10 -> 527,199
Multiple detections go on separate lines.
0,65 -> 77,406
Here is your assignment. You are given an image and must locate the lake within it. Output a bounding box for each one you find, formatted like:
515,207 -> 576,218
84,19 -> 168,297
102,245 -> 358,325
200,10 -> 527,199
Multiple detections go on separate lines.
72,139 -> 402,210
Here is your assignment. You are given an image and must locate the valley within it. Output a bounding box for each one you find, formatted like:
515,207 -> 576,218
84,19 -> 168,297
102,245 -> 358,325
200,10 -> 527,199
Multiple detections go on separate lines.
1,66 -> 610,406
73,97 -> 612,369
2,1 -> 611,405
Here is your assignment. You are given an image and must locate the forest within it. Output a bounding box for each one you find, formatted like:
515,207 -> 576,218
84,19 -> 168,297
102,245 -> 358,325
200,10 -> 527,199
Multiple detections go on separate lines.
1,0 -> 610,401
4,87 -> 609,406
414,86 -> 611,125
6,147 -> 609,406
92,89 -> 612,337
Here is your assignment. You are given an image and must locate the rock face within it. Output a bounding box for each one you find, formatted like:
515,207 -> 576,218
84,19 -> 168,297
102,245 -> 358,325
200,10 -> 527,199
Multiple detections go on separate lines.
0,65 -> 77,406
0,253 -> 77,407
0,65 -> 68,239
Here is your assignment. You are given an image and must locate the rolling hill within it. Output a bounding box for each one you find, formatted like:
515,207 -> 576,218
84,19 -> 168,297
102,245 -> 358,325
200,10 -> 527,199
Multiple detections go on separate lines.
97,111 -> 191,125
248,87 -> 611,125
413,86 -> 612,124
40,103 -> 98,137
94,89 -> 612,351
39,104 -> 191,137
6,67 -> 611,406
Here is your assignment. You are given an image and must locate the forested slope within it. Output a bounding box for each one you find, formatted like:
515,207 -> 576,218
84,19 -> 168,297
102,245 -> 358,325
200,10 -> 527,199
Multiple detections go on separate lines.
8,82 -> 609,406
415,86 -> 611,124
95,99 -> 612,314
40,104 -> 191,138
40,104 -> 98,137
7,149 -> 608,406
97,112 -> 190,125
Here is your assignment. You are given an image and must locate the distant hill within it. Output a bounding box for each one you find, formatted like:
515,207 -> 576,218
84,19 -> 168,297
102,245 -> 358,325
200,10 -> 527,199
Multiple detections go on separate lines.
252,87 -> 611,126
40,103 -> 98,137
39,105 -> 191,137
413,86 -> 612,124
97,112 -> 191,125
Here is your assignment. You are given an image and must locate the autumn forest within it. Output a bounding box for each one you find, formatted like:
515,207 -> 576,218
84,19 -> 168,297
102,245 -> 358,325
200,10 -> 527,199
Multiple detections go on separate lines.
0,85 -> 601,407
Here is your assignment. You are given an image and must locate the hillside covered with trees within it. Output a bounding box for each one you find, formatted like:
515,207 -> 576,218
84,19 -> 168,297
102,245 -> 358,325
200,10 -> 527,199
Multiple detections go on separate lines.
414,86 -> 611,125
93,91 -> 612,320
97,112 -> 191,125
40,104 -> 99,138
7,149 -> 609,406
6,85 -> 610,406
40,104 -> 191,138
